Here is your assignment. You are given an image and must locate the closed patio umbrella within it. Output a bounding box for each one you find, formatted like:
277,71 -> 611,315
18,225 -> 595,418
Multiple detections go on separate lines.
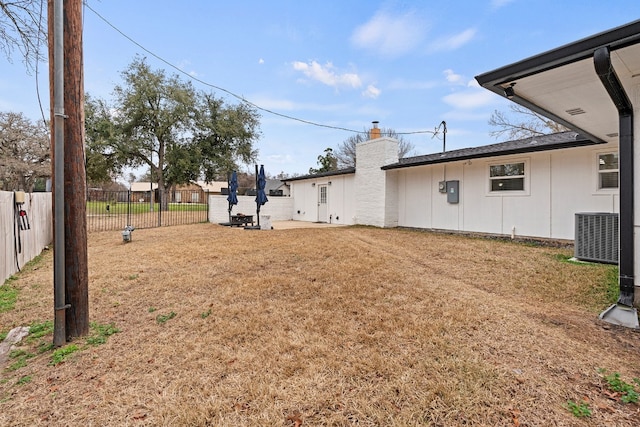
227,171 -> 238,223
246,164 -> 268,229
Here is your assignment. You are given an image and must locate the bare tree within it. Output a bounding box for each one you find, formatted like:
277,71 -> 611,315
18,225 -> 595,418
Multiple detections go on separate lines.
489,104 -> 568,140
335,128 -> 415,169
0,110 -> 50,191
0,0 -> 47,68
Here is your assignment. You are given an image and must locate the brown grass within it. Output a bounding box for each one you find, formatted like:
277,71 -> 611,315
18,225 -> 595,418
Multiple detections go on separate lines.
1,223 -> 640,426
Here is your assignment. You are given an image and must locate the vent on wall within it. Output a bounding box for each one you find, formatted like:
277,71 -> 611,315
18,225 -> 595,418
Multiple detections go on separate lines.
574,213 -> 619,264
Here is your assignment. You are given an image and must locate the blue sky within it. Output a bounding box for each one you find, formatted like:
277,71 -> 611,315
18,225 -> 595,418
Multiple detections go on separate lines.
1,0 -> 639,177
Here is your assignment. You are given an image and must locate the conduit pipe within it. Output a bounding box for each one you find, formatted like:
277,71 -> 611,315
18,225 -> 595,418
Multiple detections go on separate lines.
53,0 -> 67,346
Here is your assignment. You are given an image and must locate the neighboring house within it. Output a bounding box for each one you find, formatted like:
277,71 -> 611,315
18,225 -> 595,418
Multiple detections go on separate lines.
195,180 -> 227,195
130,182 -> 158,203
265,179 -> 290,197
131,181 -> 226,204
172,182 -> 206,204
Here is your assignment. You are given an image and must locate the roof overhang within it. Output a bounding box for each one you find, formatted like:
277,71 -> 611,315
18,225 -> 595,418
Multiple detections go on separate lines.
476,20 -> 640,143
382,132 -> 595,170
284,168 -> 356,183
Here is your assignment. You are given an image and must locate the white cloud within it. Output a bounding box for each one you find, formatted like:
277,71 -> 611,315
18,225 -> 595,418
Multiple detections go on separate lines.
362,84 -> 381,99
443,69 -> 464,84
258,58 -> 265,64
429,28 -> 477,52
442,90 -> 496,109
351,10 -> 427,57
292,60 -> 362,89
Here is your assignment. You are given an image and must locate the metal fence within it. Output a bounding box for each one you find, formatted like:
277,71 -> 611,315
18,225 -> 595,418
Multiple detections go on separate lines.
86,189 -> 209,232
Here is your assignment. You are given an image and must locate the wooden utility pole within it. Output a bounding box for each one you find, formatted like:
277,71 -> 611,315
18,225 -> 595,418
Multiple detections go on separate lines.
48,0 -> 89,341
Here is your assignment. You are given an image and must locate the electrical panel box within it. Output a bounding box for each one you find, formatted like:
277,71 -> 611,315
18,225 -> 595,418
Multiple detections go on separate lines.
446,180 -> 459,204
14,191 -> 25,204
438,181 -> 447,193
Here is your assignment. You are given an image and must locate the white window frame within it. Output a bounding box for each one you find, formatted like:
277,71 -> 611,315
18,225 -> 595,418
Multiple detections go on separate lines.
595,151 -> 619,192
487,158 -> 529,196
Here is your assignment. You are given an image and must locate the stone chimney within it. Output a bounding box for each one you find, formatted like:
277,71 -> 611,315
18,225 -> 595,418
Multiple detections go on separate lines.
369,121 -> 381,140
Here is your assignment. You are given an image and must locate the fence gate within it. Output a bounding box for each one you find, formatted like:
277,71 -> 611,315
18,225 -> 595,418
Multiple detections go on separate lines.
86,189 -> 209,232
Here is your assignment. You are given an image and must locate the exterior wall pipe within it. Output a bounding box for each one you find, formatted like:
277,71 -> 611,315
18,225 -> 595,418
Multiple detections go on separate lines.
594,46 -> 635,306
53,0 -> 67,346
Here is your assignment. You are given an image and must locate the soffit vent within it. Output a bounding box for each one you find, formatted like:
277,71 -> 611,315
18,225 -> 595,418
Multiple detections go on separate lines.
565,108 -> 586,116
606,133 -> 619,138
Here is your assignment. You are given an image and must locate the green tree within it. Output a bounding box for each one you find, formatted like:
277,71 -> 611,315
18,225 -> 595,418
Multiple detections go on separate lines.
335,128 -> 415,169
89,57 -> 260,208
84,95 -> 125,186
309,147 -> 337,174
113,57 -> 197,210
189,93 -> 259,182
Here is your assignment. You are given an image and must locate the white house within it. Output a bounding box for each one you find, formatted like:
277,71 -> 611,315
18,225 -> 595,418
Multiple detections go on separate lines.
285,130 -> 618,242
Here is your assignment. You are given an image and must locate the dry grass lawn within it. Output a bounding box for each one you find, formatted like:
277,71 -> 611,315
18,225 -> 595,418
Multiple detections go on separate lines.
1,223 -> 640,426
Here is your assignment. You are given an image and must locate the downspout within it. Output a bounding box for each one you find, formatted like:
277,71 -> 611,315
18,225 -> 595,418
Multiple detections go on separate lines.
594,46 -> 635,307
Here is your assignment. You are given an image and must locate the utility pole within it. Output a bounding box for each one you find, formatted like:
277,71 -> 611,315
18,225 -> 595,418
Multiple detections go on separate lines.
48,0 -> 89,343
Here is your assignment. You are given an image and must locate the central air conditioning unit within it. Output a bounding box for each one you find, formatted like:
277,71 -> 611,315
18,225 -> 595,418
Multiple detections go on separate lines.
574,212 -> 619,264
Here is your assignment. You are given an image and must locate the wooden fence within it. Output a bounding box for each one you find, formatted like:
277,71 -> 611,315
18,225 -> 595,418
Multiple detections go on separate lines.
1,191 -> 53,284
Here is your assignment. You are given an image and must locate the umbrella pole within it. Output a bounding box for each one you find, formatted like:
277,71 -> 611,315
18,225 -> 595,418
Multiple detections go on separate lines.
255,164 -> 260,228
227,173 -> 232,223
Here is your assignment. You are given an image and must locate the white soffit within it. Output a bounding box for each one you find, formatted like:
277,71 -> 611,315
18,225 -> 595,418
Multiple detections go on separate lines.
503,43 -> 640,144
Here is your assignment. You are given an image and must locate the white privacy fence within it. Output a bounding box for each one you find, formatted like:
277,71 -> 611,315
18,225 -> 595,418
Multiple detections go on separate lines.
208,195 -> 293,224
1,191 -> 53,284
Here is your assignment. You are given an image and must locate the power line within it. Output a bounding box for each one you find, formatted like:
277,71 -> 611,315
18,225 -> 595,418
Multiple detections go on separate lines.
83,1 -> 440,137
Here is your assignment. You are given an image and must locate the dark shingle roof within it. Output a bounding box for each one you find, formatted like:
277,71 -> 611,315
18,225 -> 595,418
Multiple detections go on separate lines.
382,131 -> 600,170
283,167 -> 356,182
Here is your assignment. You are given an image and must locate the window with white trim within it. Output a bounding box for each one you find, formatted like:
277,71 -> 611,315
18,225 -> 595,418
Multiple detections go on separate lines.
489,162 -> 525,192
598,152 -> 618,189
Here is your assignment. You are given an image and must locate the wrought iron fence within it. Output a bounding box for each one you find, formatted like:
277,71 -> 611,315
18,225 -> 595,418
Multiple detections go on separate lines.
86,189 -> 209,232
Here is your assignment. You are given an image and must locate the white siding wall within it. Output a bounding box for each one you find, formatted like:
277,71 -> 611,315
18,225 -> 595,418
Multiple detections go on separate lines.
397,143 -> 619,240
290,174 -> 355,224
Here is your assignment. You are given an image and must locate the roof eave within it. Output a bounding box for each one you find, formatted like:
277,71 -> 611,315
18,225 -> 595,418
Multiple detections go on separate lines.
381,138 -> 602,171
283,168 -> 356,182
